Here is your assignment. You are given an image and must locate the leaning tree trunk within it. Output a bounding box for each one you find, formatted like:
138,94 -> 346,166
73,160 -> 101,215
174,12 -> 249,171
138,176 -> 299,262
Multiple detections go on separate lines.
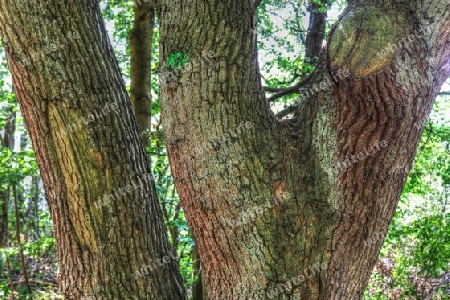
158,0 -> 449,299
0,1 -> 186,299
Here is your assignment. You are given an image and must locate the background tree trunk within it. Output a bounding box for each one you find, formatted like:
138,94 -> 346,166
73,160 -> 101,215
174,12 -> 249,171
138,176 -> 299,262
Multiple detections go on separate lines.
0,1 -> 186,298
12,183 -> 31,292
130,0 -> 155,146
158,0 -> 450,298
191,245 -> 207,300
0,105 -> 15,247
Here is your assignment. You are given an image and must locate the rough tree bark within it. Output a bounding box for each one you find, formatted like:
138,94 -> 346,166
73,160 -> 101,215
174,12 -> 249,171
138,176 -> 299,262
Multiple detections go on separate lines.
158,0 -> 449,299
0,1 -> 186,299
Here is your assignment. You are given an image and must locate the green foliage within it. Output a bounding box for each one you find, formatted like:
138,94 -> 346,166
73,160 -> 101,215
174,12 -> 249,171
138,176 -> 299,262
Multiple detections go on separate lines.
101,0 -> 133,80
311,0 -> 329,13
256,0 -> 346,113
365,94 -> 450,299
0,147 -> 38,186
22,237 -> 55,259
167,52 -> 189,70
0,237 -> 58,299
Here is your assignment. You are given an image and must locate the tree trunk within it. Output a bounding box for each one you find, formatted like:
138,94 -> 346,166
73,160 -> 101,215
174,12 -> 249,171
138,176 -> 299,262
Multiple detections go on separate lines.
30,175 -> 41,239
12,183 -> 31,292
0,188 -> 8,247
0,1 -> 186,299
158,0 -> 450,298
130,0 -> 155,146
0,104 -> 15,247
191,245 -> 207,300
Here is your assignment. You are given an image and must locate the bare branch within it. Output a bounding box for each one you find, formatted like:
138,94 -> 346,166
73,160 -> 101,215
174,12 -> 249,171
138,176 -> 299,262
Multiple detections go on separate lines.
275,105 -> 297,119
266,74 -> 312,102
263,85 -> 291,93
438,91 -> 450,96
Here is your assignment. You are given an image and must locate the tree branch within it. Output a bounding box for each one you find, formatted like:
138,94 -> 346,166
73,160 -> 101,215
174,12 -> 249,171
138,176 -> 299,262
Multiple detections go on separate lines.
304,1 -> 329,64
266,74 -> 313,102
265,1 -> 328,104
275,105 -> 297,119
438,91 -> 450,96
263,86 -> 287,93
253,0 -> 263,9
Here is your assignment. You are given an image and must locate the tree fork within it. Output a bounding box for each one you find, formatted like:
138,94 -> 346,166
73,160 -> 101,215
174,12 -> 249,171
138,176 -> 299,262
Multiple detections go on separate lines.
158,0 -> 449,298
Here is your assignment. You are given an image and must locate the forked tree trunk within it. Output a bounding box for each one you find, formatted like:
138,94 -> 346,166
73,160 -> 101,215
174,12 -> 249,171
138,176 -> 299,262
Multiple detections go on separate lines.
158,0 -> 449,298
0,1 -> 186,299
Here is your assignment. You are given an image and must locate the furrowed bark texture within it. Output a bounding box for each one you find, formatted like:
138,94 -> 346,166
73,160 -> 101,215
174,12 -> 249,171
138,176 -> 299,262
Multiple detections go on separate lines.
158,0 -> 449,299
0,1 -> 186,299
130,0 -> 155,146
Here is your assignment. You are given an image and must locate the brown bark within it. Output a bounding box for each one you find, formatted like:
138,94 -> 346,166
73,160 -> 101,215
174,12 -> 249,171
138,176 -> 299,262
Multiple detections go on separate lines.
191,245 -> 207,300
12,183 -> 31,292
158,0 -> 450,299
130,0 -> 155,146
30,175 -> 40,239
0,104 -> 15,247
0,1 -> 186,299
0,189 -> 7,247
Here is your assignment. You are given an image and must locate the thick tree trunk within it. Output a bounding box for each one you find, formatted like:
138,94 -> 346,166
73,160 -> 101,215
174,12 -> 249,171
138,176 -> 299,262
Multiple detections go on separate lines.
0,1 -> 186,299
158,0 -> 449,299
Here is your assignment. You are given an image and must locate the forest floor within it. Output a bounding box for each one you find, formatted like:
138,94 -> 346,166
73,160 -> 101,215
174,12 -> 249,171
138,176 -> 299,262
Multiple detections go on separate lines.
1,241 -> 63,300
1,243 -> 448,299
